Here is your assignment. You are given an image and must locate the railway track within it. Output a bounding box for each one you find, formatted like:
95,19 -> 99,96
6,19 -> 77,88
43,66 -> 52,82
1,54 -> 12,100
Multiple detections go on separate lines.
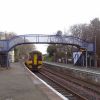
35,65 -> 100,100
36,71 -> 81,100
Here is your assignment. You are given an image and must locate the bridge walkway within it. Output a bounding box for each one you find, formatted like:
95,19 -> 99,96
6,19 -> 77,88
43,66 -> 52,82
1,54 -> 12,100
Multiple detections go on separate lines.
0,62 -> 66,100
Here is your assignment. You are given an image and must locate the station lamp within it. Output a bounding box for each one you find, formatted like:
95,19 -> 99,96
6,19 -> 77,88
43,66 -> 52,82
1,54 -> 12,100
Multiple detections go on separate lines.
80,48 -> 86,52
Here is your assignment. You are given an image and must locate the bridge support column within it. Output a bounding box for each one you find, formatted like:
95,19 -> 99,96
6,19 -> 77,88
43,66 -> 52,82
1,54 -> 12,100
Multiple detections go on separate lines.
0,52 -> 9,67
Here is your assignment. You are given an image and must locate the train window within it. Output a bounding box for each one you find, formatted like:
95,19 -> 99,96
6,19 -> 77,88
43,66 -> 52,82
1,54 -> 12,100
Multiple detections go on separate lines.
38,55 -> 42,60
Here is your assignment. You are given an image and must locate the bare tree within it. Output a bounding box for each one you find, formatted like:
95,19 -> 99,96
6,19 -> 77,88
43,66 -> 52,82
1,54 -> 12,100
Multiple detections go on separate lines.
69,18 -> 100,58
90,18 -> 100,57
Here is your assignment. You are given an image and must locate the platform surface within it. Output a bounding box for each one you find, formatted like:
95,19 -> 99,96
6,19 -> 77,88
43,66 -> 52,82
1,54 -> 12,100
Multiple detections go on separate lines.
44,61 -> 100,75
0,62 -> 65,100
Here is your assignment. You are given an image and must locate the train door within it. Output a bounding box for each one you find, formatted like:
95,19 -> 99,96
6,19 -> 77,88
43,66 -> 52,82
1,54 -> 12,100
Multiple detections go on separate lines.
33,54 -> 37,65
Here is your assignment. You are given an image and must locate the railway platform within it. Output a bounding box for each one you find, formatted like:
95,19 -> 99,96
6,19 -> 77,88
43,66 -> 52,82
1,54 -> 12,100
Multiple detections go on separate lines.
43,61 -> 100,85
0,62 -> 67,100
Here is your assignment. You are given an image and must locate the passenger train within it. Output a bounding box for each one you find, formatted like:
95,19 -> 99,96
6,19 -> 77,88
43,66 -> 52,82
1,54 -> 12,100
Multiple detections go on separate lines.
25,50 -> 42,71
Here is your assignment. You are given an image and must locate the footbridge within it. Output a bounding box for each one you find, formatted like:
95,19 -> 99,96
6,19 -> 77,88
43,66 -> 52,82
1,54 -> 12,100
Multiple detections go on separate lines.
0,34 -> 94,67
0,34 -> 94,52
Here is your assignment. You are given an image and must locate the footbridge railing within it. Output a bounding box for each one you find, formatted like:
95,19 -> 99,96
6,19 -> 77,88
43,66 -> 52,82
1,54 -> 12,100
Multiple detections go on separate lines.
0,34 -> 94,52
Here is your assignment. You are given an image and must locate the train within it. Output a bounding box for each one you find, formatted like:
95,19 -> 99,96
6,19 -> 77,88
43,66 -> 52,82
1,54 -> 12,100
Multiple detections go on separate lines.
25,50 -> 43,71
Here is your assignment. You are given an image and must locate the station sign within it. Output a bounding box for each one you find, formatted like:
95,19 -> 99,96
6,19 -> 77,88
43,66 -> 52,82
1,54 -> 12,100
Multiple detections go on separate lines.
73,52 -> 82,64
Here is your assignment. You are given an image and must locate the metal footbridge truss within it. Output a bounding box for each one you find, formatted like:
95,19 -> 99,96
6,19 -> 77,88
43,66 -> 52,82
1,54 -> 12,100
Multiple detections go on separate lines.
0,34 -> 94,52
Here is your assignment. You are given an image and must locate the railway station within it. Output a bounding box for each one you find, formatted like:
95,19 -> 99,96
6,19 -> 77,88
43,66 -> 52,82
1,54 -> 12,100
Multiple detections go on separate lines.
0,0 -> 100,99
0,34 -> 100,100
0,0 -> 100,100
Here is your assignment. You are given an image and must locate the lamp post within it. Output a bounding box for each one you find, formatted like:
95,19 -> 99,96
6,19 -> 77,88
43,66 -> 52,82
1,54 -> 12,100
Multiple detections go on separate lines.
66,52 -> 67,64
94,36 -> 97,67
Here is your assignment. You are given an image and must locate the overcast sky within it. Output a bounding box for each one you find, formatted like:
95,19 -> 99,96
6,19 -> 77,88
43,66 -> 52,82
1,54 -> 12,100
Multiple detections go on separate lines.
0,0 -> 100,53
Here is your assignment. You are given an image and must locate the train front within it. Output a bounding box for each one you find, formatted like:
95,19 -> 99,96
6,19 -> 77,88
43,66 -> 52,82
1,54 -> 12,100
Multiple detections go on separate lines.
25,51 -> 43,71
